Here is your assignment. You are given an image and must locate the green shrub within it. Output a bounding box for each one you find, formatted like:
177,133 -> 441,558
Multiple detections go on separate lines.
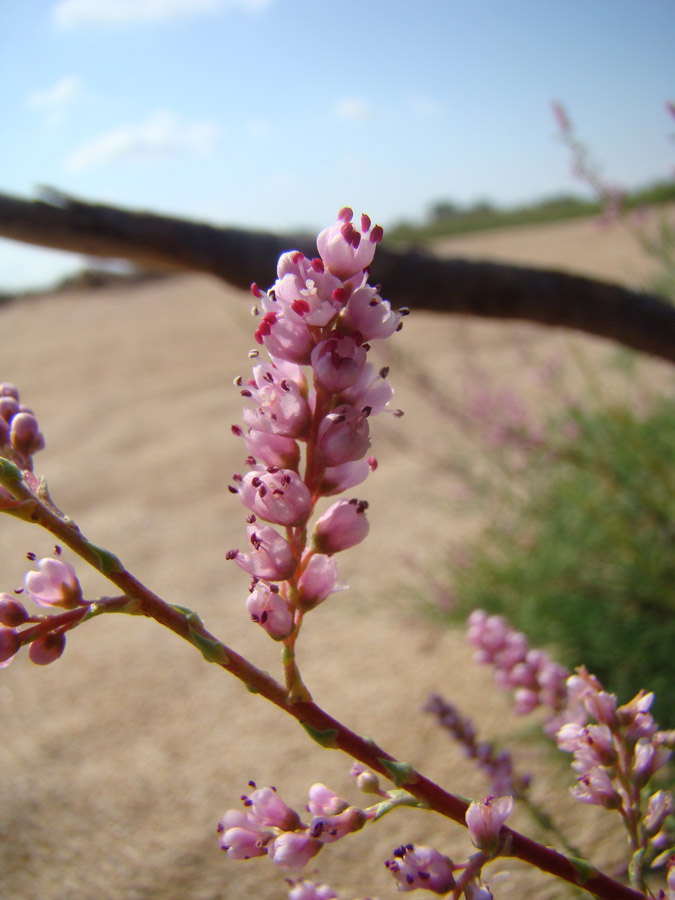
445,398 -> 675,725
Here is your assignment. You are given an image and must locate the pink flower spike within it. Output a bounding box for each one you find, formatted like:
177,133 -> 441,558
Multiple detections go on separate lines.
246,583 -> 295,640
384,844 -> 455,894
312,499 -> 369,554
270,831 -> 322,871
24,557 -> 83,609
465,795 -> 514,855
228,525 -> 296,581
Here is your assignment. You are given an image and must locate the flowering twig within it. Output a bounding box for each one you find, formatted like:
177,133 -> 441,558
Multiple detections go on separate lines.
0,457 -> 648,900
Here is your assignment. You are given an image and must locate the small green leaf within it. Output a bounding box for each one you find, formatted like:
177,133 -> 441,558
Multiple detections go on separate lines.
378,758 -> 417,788
189,627 -> 229,665
85,541 -> 123,576
567,856 -> 599,885
300,722 -> 339,748
171,604 -> 203,626
0,457 -> 22,483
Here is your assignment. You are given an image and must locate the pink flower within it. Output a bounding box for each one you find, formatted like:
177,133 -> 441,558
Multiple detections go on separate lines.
24,557 -> 83,609
240,362 -> 311,439
312,499 -> 369,554
246,583 -> 295,640
217,809 -> 269,860
317,208 -> 383,280
270,830 -> 322,870
316,404 -> 370,467
341,284 -> 402,340
570,768 -> 621,808
253,293 -> 315,365
320,458 -> 372,496
384,844 -> 455,894
310,333 -> 367,393
339,362 -> 394,415
235,426 -> 300,470
309,806 -> 365,844
228,525 -> 296,581
287,880 -> 338,900
233,467 -> 313,526
274,252 -> 344,327
244,785 -> 302,831
465,795 -> 513,855
296,555 -> 345,611
307,783 -> 348,816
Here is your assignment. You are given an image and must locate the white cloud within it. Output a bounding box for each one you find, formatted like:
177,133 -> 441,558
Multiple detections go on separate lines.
53,0 -> 273,28
333,98 -> 372,122
66,110 -> 220,171
27,75 -> 83,123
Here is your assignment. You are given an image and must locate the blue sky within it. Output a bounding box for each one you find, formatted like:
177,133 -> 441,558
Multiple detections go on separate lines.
1,0 -> 673,289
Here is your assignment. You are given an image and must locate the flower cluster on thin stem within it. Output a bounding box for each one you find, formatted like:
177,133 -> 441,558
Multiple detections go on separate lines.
555,667 -> 675,891
226,209 -> 404,699
466,609 -> 570,734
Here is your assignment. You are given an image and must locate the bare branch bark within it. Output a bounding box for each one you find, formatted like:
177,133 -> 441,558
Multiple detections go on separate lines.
1,188 -> 674,363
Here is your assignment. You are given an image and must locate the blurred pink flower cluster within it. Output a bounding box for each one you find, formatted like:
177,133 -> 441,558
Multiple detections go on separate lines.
466,609 -> 569,733
227,209 -> 404,641
556,667 -> 673,847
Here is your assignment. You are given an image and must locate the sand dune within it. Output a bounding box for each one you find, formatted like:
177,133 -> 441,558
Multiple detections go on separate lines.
1,215 -> 673,900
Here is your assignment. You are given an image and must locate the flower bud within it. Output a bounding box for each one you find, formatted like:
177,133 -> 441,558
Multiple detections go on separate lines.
465,795 -> 513,855
29,632 -> 66,665
24,557 -> 83,609
0,626 -> 21,667
312,499 -> 369,554
246,583 -> 294,640
384,844 -> 455,894
0,593 -> 29,626
310,333 -> 366,393
296,555 -> 345,611
10,412 -> 45,458
316,404 -> 370,467
228,525 -> 296,581
270,831 -> 322,871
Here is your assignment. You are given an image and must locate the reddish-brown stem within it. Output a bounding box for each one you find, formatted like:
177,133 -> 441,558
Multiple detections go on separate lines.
0,465 -> 647,900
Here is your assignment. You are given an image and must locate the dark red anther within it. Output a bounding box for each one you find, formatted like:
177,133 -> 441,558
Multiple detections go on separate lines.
311,257 -> 324,273
361,213 -> 371,232
370,224 -> 384,244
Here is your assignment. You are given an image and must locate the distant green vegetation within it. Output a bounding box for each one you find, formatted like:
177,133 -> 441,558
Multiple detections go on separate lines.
387,179 -> 675,243
440,396 -> 675,726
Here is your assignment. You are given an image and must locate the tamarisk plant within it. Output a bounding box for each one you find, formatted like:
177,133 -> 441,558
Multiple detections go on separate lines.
0,210 -> 671,900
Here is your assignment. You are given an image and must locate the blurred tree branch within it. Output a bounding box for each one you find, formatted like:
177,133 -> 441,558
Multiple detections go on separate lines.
1,187 -> 674,364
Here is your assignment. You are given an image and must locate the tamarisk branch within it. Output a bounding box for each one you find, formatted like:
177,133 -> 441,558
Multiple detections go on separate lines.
1,188 -> 674,364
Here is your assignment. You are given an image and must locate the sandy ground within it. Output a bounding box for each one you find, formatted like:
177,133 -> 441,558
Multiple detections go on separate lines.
1,215 -> 673,900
